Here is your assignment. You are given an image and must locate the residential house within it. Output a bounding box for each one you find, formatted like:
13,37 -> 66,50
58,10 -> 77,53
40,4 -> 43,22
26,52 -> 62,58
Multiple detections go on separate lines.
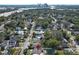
34,26 -> 44,40
9,36 -> 17,48
15,27 -> 24,35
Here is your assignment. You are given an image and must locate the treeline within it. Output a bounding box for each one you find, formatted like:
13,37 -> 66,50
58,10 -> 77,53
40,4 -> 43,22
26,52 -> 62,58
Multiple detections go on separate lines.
54,5 -> 79,9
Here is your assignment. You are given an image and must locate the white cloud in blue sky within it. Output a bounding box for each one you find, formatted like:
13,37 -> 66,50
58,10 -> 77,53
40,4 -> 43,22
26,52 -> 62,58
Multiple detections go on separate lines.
0,0 -> 79,5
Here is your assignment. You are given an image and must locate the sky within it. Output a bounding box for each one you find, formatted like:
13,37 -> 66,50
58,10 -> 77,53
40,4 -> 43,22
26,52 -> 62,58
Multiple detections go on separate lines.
0,0 -> 79,5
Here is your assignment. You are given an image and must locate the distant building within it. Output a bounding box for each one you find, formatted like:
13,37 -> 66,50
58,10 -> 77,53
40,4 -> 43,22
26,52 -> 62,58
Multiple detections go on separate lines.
37,3 -> 50,9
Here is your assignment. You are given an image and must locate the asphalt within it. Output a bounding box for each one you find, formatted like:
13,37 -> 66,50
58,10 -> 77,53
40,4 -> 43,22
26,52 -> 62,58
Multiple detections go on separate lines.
20,22 -> 35,55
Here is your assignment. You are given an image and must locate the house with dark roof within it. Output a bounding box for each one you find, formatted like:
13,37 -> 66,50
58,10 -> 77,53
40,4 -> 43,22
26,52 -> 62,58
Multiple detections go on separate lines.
9,36 -> 17,48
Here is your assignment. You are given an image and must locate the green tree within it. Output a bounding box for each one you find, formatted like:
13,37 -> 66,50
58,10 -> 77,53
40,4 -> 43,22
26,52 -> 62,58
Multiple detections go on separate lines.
0,16 -> 6,22
44,30 -> 52,40
0,32 -> 6,43
75,35 -> 79,41
23,49 -> 28,55
42,38 -> 60,48
47,38 -> 60,48
35,19 -> 52,29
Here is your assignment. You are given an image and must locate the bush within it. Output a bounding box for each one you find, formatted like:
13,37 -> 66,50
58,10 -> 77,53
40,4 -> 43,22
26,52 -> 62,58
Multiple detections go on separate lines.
55,50 -> 64,55
23,49 -> 28,55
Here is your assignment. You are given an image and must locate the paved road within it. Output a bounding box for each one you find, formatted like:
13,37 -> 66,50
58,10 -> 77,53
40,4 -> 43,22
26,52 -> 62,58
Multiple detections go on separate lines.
20,22 -> 35,55
50,16 -> 57,23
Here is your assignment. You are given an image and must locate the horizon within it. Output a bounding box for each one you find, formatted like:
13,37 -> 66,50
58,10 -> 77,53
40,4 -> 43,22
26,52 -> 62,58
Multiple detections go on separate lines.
0,0 -> 79,5
0,4 -> 79,5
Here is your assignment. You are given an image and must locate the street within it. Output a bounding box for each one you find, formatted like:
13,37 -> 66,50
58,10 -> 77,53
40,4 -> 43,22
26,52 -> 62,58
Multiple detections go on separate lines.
20,22 -> 35,55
